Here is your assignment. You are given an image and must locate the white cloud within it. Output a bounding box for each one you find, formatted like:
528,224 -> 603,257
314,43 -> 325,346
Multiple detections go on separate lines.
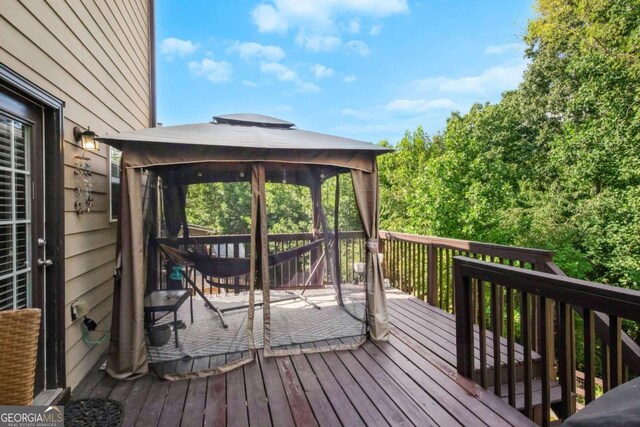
242,80 -> 259,87
252,4 -> 289,33
347,40 -> 371,57
343,74 -> 357,83
348,19 -> 361,33
260,62 -> 320,93
159,37 -> 198,60
341,108 -> 371,120
228,41 -> 285,62
484,42 -> 525,55
312,64 -> 335,79
251,0 -> 408,33
385,98 -> 456,113
295,32 -> 341,52
369,24 -> 383,35
250,0 -> 407,53
188,58 -> 232,83
413,61 -> 528,94
295,80 -> 321,93
260,62 -> 296,81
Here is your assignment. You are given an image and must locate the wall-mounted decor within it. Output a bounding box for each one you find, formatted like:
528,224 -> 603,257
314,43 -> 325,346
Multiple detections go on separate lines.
74,154 -> 94,214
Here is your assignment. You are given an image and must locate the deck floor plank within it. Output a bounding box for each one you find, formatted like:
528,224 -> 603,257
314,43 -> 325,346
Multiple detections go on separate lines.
181,358 -> 210,427
134,375 -> 170,427
275,356 -> 318,427
390,323 -> 535,426
374,333 -> 508,427
356,343 -> 460,426
289,350 -> 344,427
304,350 -> 366,427
121,374 -> 154,427
88,373 -> 118,399
244,353 -> 272,427
396,291 -> 534,364
394,294 -> 526,360
256,351 -> 296,427
72,288 -> 537,427
204,355 -> 227,427
332,342 -> 421,426
226,353 -> 249,427
361,340 -> 477,426
107,376 -> 136,403
314,343 -> 390,427
158,373 -> 190,427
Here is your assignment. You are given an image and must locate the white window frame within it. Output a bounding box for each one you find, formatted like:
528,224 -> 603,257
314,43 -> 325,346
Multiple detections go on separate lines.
109,146 -> 122,222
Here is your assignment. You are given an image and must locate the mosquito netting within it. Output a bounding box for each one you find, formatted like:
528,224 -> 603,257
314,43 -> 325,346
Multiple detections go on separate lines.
102,114 -> 391,380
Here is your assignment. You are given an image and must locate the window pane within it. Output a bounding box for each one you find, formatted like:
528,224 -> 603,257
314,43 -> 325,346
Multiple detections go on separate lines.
15,173 -> 29,220
0,277 -> 13,310
111,181 -> 120,220
0,225 -> 12,277
0,168 -> 11,221
0,118 -> 11,169
110,148 -> 122,221
13,121 -> 29,172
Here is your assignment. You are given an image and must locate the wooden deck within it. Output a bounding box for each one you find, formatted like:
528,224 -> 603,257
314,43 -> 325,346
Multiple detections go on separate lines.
72,289 -> 536,426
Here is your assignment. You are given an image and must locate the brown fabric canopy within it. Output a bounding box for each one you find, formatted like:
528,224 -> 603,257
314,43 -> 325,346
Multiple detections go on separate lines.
101,114 -> 392,380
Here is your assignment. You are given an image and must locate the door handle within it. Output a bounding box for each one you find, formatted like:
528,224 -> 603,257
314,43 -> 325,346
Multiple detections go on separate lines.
37,258 -> 53,267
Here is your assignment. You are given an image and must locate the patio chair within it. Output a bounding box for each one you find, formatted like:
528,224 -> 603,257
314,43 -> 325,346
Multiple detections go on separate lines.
0,308 -> 42,405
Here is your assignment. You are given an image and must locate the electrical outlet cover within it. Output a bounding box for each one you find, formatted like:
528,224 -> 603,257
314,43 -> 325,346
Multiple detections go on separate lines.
72,300 -> 90,318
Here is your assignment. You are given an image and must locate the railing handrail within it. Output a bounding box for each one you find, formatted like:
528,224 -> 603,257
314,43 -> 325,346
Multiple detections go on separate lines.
157,230 -> 366,245
544,260 -> 640,375
454,255 -> 640,422
455,256 -> 640,320
380,230 -> 554,265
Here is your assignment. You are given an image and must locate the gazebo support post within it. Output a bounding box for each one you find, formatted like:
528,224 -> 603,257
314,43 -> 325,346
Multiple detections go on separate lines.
310,184 -> 324,287
334,175 -> 341,291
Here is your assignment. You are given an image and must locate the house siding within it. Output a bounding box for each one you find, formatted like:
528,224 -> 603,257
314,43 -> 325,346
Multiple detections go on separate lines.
0,0 -> 153,390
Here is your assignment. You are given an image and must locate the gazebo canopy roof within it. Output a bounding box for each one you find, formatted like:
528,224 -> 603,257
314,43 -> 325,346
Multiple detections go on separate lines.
98,113 -> 392,154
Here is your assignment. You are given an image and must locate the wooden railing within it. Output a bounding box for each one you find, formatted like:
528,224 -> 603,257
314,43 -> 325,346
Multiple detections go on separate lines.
156,230 -> 366,292
454,256 -> 640,425
379,231 -> 555,355
379,231 -> 554,308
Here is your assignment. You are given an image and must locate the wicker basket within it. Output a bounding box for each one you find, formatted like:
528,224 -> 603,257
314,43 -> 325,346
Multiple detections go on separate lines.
0,308 -> 42,405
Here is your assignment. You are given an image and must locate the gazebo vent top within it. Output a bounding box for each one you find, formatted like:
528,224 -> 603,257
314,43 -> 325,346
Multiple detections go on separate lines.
212,113 -> 295,128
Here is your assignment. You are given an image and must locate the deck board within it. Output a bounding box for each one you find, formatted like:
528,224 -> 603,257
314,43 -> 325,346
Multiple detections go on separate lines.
72,288 -> 536,426
204,356 -> 227,426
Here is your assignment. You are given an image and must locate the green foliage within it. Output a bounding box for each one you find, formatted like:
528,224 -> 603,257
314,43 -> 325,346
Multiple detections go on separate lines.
265,182 -> 312,234
185,173 -> 363,236
379,0 -> 640,289
186,182 -> 252,234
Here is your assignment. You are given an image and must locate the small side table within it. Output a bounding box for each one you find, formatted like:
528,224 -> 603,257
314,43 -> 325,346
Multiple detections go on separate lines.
144,289 -> 193,347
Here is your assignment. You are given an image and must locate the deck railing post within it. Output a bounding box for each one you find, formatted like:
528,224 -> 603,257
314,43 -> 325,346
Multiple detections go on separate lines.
454,258 -> 474,378
427,244 -> 438,306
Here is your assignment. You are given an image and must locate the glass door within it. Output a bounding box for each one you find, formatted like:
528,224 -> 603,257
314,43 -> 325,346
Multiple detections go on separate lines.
0,114 -> 33,310
0,86 -> 46,395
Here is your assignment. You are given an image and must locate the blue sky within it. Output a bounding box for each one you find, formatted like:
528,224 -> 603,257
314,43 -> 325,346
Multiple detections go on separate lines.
155,0 -> 534,144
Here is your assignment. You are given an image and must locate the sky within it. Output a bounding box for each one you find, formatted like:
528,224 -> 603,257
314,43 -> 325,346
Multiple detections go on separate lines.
155,0 -> 535,145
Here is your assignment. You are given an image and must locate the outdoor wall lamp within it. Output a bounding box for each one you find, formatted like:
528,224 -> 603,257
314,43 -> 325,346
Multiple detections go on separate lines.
73,126 -> 100,151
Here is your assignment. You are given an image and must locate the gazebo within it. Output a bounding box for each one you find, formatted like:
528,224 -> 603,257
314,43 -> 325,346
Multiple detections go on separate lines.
98,114 -> 392,380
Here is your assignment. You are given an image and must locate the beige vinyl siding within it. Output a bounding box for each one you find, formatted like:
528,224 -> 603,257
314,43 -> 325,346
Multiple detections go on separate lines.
0,0 -> 152,390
